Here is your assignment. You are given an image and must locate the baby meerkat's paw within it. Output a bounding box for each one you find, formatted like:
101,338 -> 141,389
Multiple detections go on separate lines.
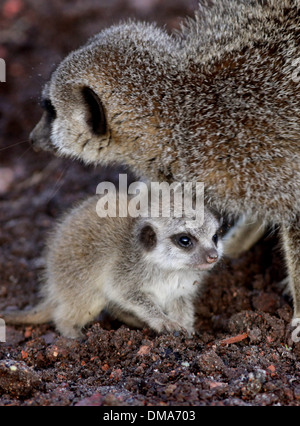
151,317 -> 190,335
56,321 -> 85,339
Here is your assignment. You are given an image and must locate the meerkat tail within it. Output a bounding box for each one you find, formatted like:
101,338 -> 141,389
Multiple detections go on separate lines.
0,303 -> 52,325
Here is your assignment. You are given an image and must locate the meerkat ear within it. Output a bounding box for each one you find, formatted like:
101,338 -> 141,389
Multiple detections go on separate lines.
82,87 -> 107,135
139,225 -> 157,251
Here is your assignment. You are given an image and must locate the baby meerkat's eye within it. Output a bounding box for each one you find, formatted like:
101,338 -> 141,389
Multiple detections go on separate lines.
212,234 -> 218,245
173,234 -> 194,249
41,98 -> 57,122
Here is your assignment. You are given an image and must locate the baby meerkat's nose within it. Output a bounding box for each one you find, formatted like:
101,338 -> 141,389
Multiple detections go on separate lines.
206,249 -> 219,264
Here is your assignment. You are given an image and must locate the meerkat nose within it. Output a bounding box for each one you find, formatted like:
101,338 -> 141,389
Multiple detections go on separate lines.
29,130 -> 42,152
29,136 -> 39,152
206,249 -> 218,264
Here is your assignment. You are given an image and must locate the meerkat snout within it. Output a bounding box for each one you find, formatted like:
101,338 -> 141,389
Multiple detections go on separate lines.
205,248 -> 219,264
205,234 -> 219,264
29,113 -> 53,152
192,245 -> 220,271
193,234 -> 221,270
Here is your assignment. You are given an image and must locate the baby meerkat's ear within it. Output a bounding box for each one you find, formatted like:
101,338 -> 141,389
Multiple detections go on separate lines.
82,86 -> 107,136
139,225 -> 157,251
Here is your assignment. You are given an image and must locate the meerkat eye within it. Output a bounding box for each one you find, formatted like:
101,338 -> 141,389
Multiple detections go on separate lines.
41,98 -> 56,122
212,234 -> 218,245
173,234 -> 194,249
82,86 -> 107,136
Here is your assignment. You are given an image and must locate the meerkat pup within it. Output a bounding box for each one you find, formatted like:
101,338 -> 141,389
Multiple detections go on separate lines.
29,1 -> 300,322
0,193 -> 223,338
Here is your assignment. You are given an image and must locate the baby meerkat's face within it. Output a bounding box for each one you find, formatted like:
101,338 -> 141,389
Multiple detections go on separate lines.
138,211 -> 223,272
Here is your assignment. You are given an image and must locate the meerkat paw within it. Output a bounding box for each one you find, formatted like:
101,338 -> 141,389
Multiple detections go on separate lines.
151,318 -> 190,335
56,322 -> 85,339
171,323 -> 195,337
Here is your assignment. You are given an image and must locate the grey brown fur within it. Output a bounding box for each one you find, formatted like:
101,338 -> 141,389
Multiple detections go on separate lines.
0,195 -> 222,338
29,1 -> 300,319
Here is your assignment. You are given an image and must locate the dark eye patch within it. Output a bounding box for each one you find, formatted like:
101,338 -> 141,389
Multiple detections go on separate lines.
41,98 -> 57,122
82,87 -> 107,135
139,225 -> 157,251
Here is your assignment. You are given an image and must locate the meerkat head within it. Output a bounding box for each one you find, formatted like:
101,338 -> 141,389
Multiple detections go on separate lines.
29,22 -> 179,176
137,208 -> 223,272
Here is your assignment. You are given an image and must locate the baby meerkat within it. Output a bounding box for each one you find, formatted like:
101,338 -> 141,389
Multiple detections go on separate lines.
0,194 -> 223,338
29,1 -> 300,322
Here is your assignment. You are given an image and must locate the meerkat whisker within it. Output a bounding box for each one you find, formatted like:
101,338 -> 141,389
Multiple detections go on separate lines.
0,140 -> 30,151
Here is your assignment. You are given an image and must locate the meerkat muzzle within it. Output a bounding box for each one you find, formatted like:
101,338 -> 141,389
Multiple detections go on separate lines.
206,252 -> 219,264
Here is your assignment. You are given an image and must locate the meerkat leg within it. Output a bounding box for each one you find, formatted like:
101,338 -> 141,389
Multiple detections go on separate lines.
113,292 -> 187,334
281,221 -> 300,320
223,215 -> 267,258
166,297 -> 195,335
52,297 -> 106,339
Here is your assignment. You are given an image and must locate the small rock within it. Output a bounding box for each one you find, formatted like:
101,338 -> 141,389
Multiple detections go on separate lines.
247,326 -> 262,344
197,350 -> 226,375
207,380 -> 226,390
109,368 -> 122,381
137,343 -> 153,356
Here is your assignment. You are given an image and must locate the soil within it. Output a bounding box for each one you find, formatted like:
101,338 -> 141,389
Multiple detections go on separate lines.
0,0 -> 299,407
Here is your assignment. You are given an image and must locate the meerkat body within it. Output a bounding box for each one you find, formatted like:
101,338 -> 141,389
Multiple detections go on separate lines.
29,1 -> 300,320
0,195 -> 222,338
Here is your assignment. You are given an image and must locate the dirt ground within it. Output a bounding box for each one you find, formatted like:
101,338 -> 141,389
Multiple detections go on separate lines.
0,0 -> 299,407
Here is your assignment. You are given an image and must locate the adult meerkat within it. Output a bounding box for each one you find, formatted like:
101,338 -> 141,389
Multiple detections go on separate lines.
0,194 -> 223,338
29,1 -> 300,321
